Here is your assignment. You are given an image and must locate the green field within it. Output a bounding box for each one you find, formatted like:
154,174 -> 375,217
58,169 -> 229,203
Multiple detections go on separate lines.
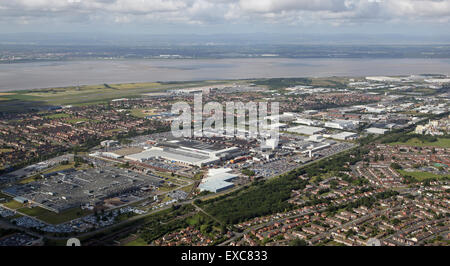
17,206 -> 92,224
42,162 -> 76,174
0,80 -> 235,110
19,176 -> 38,184
389,137 -> 450,148
1,200 -> 24,210
0,148 -> 13,154
398,170 -> 450,181
66,118 -> 91,124
130,108 -> 154,118
124,237 -> 148,246
44,113 -> 71,119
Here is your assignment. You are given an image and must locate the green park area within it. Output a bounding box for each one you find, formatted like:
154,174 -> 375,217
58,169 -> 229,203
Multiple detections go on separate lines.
0,148 -> 13,154
41,160 -> 91,175
398,170 -> 450,182
0,80 -> 234,111
17,206 -> 92,225
1,200 -> 25,210
124,237 -> 148,246
43,113 -> 71,119
389,137 -> 450,148
130,108 -> 157,118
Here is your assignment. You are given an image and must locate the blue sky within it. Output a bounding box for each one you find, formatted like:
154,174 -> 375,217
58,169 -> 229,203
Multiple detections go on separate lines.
1,0 -> 450,36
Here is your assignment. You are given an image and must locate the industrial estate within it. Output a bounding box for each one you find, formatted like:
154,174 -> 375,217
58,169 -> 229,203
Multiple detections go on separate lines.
0,75 -> 448,247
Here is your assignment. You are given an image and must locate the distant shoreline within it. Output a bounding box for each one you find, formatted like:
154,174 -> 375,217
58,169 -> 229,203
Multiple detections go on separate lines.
1,58 -> 449,92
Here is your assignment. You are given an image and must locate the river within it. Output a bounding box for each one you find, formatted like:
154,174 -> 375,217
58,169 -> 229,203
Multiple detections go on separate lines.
1,58 -> 450,91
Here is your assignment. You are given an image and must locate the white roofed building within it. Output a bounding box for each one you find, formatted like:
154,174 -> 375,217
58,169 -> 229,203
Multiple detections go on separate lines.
198,168 -> 238,193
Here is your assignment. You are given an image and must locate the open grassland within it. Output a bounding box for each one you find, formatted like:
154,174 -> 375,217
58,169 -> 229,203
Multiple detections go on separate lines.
398,170 -> 450,181
389,137 -> 450,148
66,118 -> 92,124
19,176 -> 38,184
2,200 -> 24,210
17,206 -> 92,224
41,161 -> 91,174
254,77 -> 350,90
130,108 -> 158,118
0,148 -> 13,154
124,237 -> 148,246
310,77 -> 349,88
43,113 -> 71,119
0,80 -> 235,109
41,163 -> 76,174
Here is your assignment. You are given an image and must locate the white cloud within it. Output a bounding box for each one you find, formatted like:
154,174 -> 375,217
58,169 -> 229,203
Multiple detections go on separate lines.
239,0 -> 349,13
0,0 -> 449,26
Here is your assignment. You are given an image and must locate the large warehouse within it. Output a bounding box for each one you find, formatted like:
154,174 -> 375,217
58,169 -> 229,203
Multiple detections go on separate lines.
198,168 -> 237,193
325,120 -> 356,130
286,125 -> 325,135
125,139 -> 241,167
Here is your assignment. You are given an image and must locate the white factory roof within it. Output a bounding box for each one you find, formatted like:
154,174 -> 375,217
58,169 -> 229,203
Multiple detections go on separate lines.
424,78 -> 450,84
366,127 -> 388,134
366,76 -> 402,82
125,147 -> 217,166
199,168 -> 237,193
198,180 -> 235,193
330,132 -> 358,140
293,118 -> 321,126
264,122 -> 287,130
286,125 -> 325,135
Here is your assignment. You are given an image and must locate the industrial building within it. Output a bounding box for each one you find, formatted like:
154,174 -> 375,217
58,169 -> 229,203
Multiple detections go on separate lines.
330,132 -> 358,140
125,139 -> 241,167
366,127 -> 388,134
324,120 -> 357,130
100,140 -> 119,148
265,112 -> 297,122
294,118 -> 322,126
286,125 -> 325,135
365,106 -> 386,114
198,168 -> 237,193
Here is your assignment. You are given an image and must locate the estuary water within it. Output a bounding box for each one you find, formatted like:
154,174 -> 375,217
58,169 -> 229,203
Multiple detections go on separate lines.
1,58 -> 450,91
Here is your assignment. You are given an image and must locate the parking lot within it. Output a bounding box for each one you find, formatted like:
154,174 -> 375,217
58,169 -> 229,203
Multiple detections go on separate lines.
2,166 -> 163,213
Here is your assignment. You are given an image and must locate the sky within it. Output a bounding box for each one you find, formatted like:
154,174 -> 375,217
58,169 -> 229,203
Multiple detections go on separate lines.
0,0 -> 450,36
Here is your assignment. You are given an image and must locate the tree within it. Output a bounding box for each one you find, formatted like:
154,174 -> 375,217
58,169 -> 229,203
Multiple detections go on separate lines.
289,238 -> 307,246
390,163 -> 402,170
241,169 -> 255,177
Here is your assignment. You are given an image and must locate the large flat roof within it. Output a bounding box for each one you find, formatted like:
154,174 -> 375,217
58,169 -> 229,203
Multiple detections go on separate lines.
199,180 -> 234,192
199,168 -> 237,193
125,147 -> 218,166
286,125 -> 325,135
331,132 -> 358,138
164,139 -> 228,152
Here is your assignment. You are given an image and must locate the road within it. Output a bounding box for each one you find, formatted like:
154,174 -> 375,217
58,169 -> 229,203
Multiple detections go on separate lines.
309,205 -> 404,244
1,142 -> 360,245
